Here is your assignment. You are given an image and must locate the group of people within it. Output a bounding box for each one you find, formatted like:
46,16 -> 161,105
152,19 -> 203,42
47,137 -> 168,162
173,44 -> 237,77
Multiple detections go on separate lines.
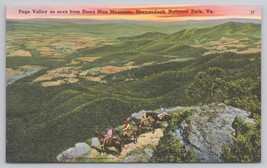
102,106 -> 167,145
103,118 -> 130,145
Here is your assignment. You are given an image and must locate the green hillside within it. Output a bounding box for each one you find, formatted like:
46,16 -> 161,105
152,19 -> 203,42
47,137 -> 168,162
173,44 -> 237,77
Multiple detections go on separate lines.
70,22 -> 260,66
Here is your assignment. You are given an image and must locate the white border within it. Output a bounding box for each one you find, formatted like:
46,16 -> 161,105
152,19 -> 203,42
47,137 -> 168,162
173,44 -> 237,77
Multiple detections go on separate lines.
0,0 -> 266,168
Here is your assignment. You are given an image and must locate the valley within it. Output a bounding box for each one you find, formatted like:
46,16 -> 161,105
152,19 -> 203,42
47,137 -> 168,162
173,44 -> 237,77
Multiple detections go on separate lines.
6,19 -> 261,162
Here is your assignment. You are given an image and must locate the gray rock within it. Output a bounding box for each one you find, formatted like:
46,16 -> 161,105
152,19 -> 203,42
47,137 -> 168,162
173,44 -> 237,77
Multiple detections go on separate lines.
123,156 -> 137,163
131,106 -> 184,120
74,143 -> 91,156
123,148 -> 154,162
131,110 -> 149,119
123,153 -> 151,163
91,137 -> 100,147
174,103 -> 255,162
144,148 -> 154,158
57,142 -> 91,162
173,127 -> 183,140
57,147 -> 76,162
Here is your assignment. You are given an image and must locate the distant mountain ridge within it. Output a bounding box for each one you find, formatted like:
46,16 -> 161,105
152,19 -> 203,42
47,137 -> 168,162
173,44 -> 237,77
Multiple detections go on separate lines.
85,21 -> 260,59
121,22 -> 261,41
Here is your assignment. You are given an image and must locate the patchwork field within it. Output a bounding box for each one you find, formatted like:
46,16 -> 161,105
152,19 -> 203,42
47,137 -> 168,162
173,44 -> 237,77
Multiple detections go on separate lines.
201,37 -> 261,56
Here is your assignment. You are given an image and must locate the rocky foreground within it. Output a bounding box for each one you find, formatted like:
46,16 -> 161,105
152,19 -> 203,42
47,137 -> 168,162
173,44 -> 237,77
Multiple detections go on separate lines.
56,103 -> 254,163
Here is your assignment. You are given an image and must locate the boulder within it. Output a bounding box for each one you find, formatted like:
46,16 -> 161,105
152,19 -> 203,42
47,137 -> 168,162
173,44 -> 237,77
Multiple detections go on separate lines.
91,137 -> 100,147
123,148 -> 154,162
75,143 -> 91,156
144,148 -> 154,158
174,103 -> 254,162
56,142 -> 91,162
123,155 -> 141,162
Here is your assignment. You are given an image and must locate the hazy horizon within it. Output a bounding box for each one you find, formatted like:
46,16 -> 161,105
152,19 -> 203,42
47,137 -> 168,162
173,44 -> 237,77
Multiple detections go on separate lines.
6,5 -> 261,22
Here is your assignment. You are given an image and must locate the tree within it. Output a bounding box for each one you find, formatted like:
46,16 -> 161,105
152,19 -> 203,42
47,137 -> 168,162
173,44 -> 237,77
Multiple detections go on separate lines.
221,116 -> 261,162
185,68 -> 261,115
151,128 -> 199,163
185,67 -> 227,105
225,77 -> 261,115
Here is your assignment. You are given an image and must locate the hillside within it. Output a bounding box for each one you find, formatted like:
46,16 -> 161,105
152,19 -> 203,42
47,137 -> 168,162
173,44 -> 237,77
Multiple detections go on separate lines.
6,21 -> 261,162
80,22 -> 260,60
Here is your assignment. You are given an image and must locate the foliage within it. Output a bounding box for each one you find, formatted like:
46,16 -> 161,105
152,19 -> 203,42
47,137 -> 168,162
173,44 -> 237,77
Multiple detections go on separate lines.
185,67 -> 227,105
152,108 -> 198,162
226,77 -> 261,114
151,128 -> 199,162
221,115 -> 261,162
185,67 -> 261,114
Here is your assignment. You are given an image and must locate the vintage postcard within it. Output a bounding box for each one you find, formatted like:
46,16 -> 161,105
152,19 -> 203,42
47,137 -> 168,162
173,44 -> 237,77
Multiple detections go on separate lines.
6,5 -> 261,163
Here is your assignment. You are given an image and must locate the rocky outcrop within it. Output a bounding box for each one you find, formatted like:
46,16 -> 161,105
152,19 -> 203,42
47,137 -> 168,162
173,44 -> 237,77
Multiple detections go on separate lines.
131,106 -> 184,119
174,103 -> 255,162
56,103 -> 254,163
131,110 -> 152,119
56,142 -> 91,162
123,147 -> 154,162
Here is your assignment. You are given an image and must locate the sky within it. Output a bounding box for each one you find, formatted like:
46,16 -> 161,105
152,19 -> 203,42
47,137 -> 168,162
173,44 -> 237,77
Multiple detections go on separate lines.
7,5 -> 261,22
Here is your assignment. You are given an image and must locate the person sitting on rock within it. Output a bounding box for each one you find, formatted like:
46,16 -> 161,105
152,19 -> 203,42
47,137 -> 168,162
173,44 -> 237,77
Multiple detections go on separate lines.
158,106 -> 167,120
103,126 -> 113,146
123,119 -> 130,136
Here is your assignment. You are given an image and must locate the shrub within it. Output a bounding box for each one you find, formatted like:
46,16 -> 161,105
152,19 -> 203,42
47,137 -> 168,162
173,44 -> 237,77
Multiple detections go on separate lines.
221,116 -> 261,162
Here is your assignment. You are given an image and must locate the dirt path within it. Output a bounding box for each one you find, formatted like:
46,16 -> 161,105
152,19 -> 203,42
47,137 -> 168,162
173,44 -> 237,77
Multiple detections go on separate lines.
118,128 -> 164,160
88,128 -> 164,162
